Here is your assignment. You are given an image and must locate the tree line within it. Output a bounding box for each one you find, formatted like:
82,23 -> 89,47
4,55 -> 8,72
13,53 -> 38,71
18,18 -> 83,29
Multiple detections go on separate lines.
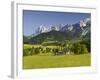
23,40 -> 90,56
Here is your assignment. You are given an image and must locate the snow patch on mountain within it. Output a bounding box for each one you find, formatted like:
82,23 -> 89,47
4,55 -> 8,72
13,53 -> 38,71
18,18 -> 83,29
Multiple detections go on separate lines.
33,18 -> 90,36
80,18 -> 91,29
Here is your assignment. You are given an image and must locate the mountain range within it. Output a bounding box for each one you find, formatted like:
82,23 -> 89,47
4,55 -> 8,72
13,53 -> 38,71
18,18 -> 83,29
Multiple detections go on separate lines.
24,18 -> 91,44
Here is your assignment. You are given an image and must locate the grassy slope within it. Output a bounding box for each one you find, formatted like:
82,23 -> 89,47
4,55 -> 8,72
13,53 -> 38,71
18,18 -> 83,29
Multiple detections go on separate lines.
23,54 -> 91,69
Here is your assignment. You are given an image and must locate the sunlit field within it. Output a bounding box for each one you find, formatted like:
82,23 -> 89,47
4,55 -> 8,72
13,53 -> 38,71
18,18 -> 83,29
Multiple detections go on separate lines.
23,53 -> 90,69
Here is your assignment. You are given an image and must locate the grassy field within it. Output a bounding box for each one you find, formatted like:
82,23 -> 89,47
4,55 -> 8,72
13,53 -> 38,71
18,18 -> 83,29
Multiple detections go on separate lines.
24,44 -> 59,49
23,54 -> 91,69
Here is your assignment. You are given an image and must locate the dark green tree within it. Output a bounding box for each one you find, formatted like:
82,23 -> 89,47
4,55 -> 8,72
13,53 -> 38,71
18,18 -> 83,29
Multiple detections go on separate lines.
23,48 -> 31,56
73,43 -> 81,54
34,48 -> 40,55
80,44 -> 88,54
30,47 -> 34,55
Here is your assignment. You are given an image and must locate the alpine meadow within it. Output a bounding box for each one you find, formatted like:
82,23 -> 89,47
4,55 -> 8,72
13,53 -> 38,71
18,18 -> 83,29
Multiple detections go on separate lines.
23,10 -> 91,69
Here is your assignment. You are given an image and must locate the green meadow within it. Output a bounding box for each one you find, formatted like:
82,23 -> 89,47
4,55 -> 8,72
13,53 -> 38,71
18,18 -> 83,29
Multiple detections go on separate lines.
23,53 -> 90,69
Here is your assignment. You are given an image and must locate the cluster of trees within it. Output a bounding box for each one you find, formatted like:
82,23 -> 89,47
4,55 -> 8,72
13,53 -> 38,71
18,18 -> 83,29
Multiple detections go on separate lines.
23,40 -> 90,56
72,43 -> 88,54
23,47 -> 52,56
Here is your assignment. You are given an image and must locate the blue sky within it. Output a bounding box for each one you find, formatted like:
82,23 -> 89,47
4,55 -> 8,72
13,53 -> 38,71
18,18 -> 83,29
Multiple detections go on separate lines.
23,10 -> 91,36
